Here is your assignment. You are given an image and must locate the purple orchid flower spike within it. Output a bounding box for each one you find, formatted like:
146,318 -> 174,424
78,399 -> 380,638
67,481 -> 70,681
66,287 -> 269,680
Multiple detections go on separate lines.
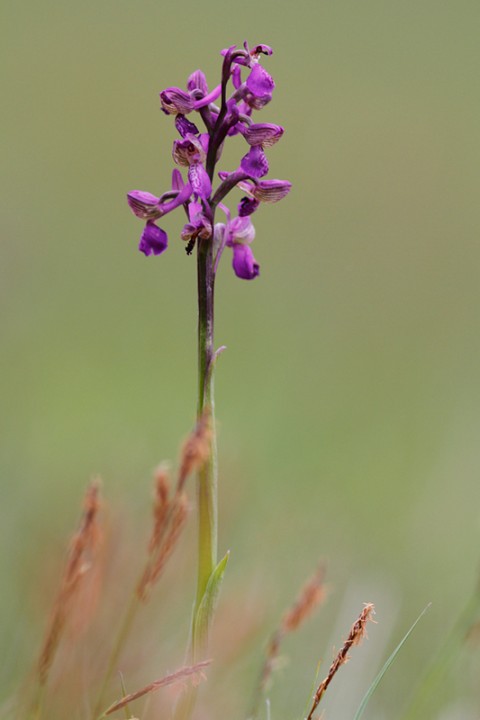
125,45 -> 291,720
127,40 -> 290,275
124,44 -> 291,720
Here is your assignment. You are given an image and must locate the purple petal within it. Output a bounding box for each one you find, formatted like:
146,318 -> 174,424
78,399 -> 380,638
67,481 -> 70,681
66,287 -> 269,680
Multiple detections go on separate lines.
242,91 -> 272,110
222,44 -> 250,68
232,243 -> 260,280
221,44 -> 238,58
192,84 -> 222,110
227,216 -> 256,245
232,65 -> 242,90
175,114 -> 199,138
160,88 -> 194,115
171,169 -> 185,191
139,222 -> 168,256
180,223 -> 197,242
172,135 -> 205,166
188,162 -> 211,200
253,179 -> 292,203
181,201 -> 212,241
188,200 -> 203,222
246,64 -> 275,98
241,146 -> 269,178
250,44 -> 273,58
238,196 -> 260,216
187,69 -> 209,95
157,181 -> 193,216
244,123 -> 284,147
199,133 -> 209,155
127,190 -> 161,220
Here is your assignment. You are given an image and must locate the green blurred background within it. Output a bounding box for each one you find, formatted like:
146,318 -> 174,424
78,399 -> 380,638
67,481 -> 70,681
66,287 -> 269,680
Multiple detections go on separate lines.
2,0 -> 480,717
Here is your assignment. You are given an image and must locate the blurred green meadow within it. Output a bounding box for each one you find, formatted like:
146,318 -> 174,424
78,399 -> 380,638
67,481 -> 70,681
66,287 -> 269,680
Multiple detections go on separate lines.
2,0 -> 480,717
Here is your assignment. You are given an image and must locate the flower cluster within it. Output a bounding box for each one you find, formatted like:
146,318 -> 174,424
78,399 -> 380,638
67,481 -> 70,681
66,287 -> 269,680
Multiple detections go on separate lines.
127,42 -> 291,280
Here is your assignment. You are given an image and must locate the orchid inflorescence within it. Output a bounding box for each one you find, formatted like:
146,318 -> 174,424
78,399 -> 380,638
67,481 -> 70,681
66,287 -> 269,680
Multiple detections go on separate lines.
127,41 -> 291,280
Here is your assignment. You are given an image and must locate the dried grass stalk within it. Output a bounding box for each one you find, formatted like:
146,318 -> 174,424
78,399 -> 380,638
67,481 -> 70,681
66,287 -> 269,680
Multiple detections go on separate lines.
148,465 -> 171,554
102,660 -> 211,716
252,566 -> 327,717
136,412 -> 210,602
37,480 -> 101,686
177,409 -> 212,491
136,491 -> 189,602
281,566 -> 327,634
306,602 -> 375,720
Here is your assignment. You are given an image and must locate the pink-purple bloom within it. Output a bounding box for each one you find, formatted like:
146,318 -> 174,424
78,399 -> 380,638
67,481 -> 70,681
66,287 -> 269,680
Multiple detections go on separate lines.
127,41 -> 291,278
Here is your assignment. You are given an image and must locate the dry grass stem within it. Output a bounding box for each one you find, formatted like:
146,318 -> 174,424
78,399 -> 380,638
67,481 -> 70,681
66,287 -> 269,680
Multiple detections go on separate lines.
177,409 -> 212,491
251,566 -> 327,718
148,465 -> 171,554
137,491 -> 189,602
281,566 -> 327,634
135,412 -> 211,601
37,480 -> 101,686
306,602 -> 375,720
102,660 -> 211,716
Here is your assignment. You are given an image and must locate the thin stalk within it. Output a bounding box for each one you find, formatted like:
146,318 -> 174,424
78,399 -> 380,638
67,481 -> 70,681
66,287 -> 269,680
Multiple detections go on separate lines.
173,232 -> 218,720
93,593 -> 141,719
195,233 -> 217,611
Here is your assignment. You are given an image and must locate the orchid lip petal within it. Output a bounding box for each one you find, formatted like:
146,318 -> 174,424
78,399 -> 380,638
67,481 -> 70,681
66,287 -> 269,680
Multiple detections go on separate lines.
138,222 -> 168,256
246,64 -> 275,98
232,243 -> 260,280
240,146 -> 269,179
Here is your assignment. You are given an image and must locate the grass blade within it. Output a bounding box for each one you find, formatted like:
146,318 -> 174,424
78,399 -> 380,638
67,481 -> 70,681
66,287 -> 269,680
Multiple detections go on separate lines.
352,604 -> 431,720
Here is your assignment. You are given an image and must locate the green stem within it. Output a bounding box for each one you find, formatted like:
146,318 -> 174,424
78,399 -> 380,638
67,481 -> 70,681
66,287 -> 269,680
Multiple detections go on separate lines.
195,233 -> 218,611
173,234 -> 218,720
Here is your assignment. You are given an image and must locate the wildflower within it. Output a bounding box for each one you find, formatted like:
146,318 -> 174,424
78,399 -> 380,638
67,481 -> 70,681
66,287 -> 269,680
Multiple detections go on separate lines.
218,214 -> 259,280
127,41 -> 290,279
138,222 -> 168,257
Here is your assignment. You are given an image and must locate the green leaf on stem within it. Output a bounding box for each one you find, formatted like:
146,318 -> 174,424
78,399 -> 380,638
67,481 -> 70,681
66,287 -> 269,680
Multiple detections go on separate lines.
193,551 -> 230,660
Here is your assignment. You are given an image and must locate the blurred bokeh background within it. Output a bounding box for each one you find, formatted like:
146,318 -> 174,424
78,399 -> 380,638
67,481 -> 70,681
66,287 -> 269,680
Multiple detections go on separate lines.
2,1 -> 480,718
